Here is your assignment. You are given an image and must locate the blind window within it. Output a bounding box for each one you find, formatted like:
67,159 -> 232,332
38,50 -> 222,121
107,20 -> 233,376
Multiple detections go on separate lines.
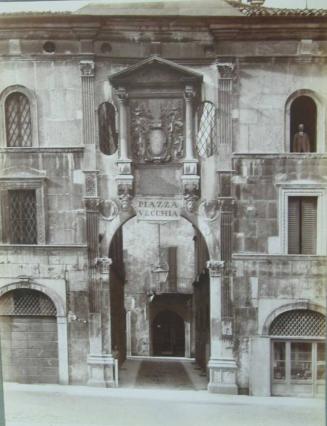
288,197 -> 317,254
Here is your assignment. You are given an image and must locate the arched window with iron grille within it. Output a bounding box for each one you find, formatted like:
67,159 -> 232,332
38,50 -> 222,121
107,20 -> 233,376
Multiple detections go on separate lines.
5,92 -> 32,147
195,101 -> 217,158
98,102 -> 118,155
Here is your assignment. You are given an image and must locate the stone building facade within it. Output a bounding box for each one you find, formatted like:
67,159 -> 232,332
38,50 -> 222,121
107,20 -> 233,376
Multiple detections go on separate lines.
0,0 -> 326,397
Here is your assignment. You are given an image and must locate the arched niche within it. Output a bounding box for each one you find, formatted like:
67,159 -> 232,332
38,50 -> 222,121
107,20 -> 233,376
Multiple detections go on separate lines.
285,90 -> 325,153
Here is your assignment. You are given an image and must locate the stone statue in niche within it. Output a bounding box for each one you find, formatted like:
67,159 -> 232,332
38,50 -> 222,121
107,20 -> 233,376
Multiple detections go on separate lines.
293,123 -> 311,152
131,99 -> 184,163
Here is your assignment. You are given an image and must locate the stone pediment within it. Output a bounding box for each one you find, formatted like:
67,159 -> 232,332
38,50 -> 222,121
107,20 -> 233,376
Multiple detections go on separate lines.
109,56 -> 203,89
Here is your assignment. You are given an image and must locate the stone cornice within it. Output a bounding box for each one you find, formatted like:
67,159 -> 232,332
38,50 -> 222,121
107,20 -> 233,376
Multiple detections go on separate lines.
232,253 -> 327,261
0,147 -> 84,154
232,153 -> 327,159
0,16 -> 326,42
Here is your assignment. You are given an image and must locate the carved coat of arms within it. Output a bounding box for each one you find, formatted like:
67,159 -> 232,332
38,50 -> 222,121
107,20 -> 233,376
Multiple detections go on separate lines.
131,100 -> 184,163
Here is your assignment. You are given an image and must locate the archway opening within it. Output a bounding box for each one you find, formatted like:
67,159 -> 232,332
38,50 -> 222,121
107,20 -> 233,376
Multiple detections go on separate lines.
152,310 -> 185,357
290,95 -> 317,152
108,214 -> 210,385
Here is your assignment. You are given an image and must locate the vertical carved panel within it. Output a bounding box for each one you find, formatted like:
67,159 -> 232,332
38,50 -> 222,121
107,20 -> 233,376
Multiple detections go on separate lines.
217,63 -> 235,147
85,198 -> 100,313
80,60 -> 96,146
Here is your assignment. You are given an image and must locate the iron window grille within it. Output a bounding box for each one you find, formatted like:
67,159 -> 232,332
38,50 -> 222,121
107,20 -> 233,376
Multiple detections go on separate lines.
0,289 -> 56,316
195,101 -> 217,158
5,92 -> 32,147
270,310 -> 325,337
98,102 -> 118,155
8,189 -> 37,244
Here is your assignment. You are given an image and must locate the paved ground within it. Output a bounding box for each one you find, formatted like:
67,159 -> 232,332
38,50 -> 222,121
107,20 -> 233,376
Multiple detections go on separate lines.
1,359 -> 325,426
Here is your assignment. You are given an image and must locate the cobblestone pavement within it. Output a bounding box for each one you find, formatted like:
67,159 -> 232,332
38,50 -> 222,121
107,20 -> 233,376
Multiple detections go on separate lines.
3,381 -> 324,426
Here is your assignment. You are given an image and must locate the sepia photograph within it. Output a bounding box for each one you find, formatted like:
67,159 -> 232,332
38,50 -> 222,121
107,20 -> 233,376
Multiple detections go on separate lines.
0,0 -> 325,425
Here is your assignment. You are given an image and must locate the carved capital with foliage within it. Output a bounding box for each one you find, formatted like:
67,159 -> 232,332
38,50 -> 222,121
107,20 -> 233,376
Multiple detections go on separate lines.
206,260 -> 225,277
217,62 -> 236,79
80,60 -> 95,77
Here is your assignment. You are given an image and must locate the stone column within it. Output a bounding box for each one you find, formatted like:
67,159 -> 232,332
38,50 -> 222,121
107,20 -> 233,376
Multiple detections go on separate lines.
87,257 -> 115,387
207,260 -> 237,394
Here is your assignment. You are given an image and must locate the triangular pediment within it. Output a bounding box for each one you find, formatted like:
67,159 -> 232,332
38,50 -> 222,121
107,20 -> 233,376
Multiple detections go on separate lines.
109,56 -> 203,88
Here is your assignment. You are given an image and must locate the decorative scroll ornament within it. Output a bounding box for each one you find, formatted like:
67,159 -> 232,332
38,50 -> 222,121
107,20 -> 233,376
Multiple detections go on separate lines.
98,199 -> 119,221
183,183 -> 200,213
199,200 -> 222,221
131,100 -> 184,163
117,183 -> 133,211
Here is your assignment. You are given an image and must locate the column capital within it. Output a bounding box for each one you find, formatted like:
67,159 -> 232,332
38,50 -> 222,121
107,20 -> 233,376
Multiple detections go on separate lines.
80,60 -> 95,77
115,87 -> 129,102
84,197 -> 100,212
207,260 -> 224,276
94,257 -> 112,275
217,62 -> 235,79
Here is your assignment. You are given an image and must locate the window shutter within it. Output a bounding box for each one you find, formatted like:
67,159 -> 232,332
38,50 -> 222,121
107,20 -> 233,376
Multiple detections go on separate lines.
288,197 -> 300,254
301,197 -> 317,254
168,247 -> 177,292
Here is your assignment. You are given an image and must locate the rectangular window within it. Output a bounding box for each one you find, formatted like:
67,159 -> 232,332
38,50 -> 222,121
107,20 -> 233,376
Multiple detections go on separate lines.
273,341 -> 286,380
8,189 -> 37,244
290,342 -> 312,381
288,196 -> 317,254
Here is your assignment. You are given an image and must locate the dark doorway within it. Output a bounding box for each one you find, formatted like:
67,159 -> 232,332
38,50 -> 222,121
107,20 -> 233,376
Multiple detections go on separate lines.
290,95 -> 317,152
152,310 -> 185,356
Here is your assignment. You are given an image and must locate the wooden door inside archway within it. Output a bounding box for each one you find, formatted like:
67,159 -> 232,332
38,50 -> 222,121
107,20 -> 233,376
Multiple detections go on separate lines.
152,310 -> 185,357
0,289 -> 59,384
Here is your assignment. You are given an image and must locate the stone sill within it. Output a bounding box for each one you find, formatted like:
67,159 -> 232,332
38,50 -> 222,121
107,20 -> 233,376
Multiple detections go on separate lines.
232,253 -> 327,261
232,153 -> 327,159
0,147 -> 84,154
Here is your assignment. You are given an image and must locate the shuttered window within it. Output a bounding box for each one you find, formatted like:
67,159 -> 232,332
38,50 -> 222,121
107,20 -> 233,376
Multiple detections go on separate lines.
288,197 -> 317,254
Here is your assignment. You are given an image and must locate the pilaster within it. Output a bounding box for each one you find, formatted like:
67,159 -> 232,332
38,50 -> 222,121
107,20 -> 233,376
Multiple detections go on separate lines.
207,260 -> 238,394
217,61 -> 236,174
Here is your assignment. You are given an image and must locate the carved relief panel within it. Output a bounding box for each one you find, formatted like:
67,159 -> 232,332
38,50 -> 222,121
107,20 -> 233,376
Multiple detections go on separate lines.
130,98 -> 184,164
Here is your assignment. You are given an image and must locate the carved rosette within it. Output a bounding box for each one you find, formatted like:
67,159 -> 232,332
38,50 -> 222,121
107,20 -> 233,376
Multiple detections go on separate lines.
206,260 -> 225,277
80,60 -> 95,78
217,63 -> 236,80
